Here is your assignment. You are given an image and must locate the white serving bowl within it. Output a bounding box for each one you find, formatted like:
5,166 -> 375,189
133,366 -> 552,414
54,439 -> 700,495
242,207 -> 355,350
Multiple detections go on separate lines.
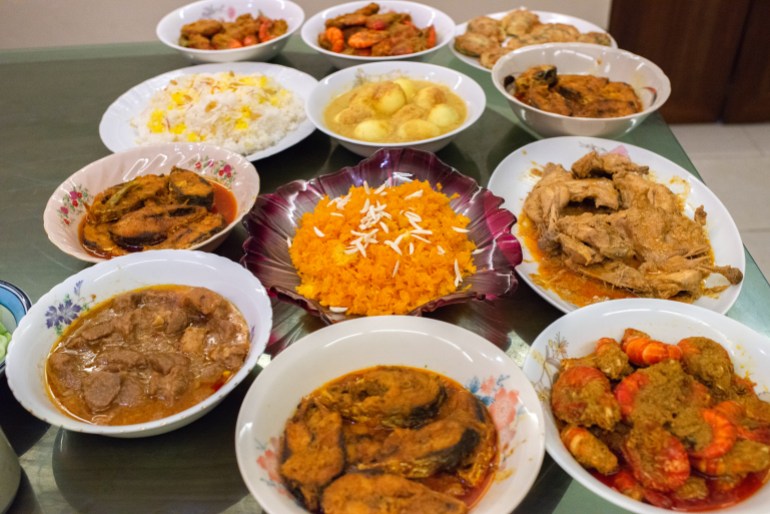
491,43 -> 671,139
300,0 -> 455,69
44,143 -> 260,263
306,61 -> 485,157
156,0 -> 304,63
236,315 -> 545,513
522,298 -> 770,514
5,250 -> 272,438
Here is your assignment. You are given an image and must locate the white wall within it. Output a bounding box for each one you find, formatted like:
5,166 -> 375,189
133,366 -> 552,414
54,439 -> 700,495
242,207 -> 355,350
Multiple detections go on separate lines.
0,0 -> 610,50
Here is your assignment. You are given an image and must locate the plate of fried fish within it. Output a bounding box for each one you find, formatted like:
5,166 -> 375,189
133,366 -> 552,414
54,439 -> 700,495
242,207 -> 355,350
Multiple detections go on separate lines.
451,8 -> 616,71
487,136 -> 745,314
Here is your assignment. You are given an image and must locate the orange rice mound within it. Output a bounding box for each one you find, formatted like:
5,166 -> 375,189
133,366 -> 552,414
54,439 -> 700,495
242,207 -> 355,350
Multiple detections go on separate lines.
288,179 -> 477,316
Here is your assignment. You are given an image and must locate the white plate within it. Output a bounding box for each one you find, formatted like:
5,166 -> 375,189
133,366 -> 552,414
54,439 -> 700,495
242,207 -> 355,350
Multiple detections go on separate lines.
487,136 -> 745,314
522,298 -> 770,514
451,10 -> 616,72
235,315 -> 545,514
99,62 -> 317,161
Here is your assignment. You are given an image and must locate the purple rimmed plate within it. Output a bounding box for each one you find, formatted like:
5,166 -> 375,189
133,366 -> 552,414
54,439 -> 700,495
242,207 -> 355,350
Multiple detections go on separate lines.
241,147 -> 523,324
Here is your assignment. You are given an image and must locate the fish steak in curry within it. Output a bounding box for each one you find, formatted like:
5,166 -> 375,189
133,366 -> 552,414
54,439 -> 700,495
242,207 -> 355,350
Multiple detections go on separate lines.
278,366 -> 498,513
81,167 -> 230,258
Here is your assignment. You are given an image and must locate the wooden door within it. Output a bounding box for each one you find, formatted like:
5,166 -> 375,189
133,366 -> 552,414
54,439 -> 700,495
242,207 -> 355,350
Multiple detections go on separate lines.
608,0 -> 751,123
722,0 -> 770,122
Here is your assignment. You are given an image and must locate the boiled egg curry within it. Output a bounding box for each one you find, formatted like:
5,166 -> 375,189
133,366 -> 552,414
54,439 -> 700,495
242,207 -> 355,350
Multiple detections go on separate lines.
324,77 -> 467,143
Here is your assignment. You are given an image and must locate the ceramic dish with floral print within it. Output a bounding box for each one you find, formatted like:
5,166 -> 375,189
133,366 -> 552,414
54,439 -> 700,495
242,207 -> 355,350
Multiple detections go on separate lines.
235,315 -> 545,514
241,147 -> 523,324
44,143 -> 260,263
522,298 -> 770,514
5,250 -> 272,438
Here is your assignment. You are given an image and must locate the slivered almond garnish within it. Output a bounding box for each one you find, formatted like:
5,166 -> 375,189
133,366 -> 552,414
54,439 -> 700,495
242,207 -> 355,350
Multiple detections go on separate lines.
289,179 -> 476,316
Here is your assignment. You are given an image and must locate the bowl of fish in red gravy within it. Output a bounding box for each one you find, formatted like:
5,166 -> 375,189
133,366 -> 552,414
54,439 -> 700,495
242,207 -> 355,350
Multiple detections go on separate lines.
4,249 -> 272,437
491,43 -> 671,139
235,315 -> 546,514
43,142 -> 260,263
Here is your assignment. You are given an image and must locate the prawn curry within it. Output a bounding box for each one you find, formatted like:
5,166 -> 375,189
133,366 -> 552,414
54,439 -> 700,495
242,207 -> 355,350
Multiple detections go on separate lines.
80,167 -> 236,258
46,285 -> 251,425
278,366 -> 498,513
551,329 -> 770,510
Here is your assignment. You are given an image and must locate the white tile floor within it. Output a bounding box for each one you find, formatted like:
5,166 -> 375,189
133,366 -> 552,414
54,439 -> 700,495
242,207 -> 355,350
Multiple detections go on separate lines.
671,123 -> 770,279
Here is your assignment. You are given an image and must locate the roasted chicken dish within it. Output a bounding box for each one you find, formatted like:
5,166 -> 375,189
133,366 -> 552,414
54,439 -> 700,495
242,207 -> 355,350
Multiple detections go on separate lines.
520,150 -> 743,304
179,12 -> 288,50
279,366 -> 498,513
317,2 -> 436,57
504,65 -> 643,118
454,8 -> 611,69
80,167 -> 232,258
552,329 -> 770,510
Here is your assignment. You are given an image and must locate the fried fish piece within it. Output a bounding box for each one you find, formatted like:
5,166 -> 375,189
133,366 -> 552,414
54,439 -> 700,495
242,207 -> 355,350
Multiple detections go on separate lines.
321,473 -> 468,514
280,397 -> 345,511
317,366 -> 446,428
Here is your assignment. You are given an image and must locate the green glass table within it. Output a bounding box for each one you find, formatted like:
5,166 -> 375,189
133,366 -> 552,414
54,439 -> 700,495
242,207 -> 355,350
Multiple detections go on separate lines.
1,37 -> 768,513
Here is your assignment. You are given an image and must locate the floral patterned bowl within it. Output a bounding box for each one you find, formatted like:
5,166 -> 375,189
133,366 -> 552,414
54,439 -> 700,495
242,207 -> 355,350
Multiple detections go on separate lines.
5,250 -> 272,438
522,298 -> 770,514
44,143 -> 260,263
241,147 -> 523,324
235,315 -> 546,513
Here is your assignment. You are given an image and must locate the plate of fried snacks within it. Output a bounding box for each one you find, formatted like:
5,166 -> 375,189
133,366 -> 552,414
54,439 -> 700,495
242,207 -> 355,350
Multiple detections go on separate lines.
451,8 -> 616,71
99,62 -> 317,161
44,142 -> 260,262
523,298 -> 770,514
487,136 -> 745,314
236,315 -> 545,514
241,147 -> 523,323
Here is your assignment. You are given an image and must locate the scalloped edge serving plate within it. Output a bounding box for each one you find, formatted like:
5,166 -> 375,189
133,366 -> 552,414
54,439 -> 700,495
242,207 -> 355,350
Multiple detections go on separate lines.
486,136 -> 745,315
241,147 -> 523,324
99,62 -> 317,161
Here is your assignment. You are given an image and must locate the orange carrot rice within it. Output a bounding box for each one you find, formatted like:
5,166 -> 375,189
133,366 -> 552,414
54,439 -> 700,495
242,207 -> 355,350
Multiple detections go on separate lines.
288,179 -> 477,316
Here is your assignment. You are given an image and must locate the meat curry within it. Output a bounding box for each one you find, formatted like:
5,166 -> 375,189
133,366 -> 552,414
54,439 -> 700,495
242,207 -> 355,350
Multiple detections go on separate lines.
80,167 -> 236,258
552,329 -> 770,510
278,366 -> 498,513
46,285 -> 250,425
521,150 -> 743,305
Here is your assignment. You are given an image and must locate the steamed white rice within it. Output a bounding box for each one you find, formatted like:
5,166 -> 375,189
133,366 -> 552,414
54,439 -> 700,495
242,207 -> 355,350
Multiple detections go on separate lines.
132,71 -> 306,155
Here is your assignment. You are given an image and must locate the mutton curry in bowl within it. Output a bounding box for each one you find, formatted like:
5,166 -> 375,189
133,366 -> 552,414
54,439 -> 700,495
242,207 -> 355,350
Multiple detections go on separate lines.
44,142 -> 260,263
491,43 -> 670,139
523,299 -> 770,514
235,316 -> 545,514
5,250 -> 272,437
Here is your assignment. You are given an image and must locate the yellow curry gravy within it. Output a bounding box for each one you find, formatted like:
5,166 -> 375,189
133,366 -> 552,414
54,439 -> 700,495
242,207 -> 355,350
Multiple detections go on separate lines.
324,78 -> 467,143
518,211 -> 634,306
46,284 -> 250,426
